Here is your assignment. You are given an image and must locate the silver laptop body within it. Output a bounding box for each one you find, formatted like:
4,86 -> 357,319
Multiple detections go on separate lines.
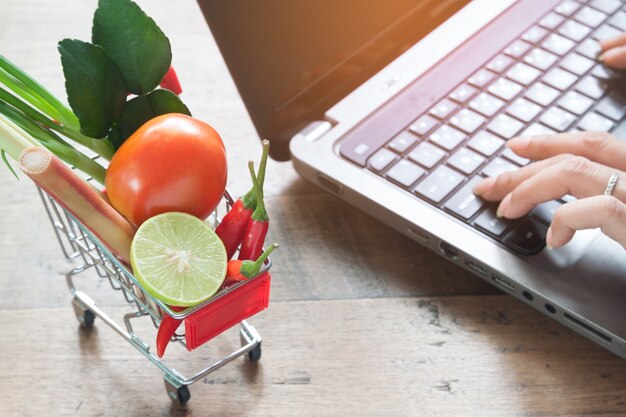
199,0 -> 626,359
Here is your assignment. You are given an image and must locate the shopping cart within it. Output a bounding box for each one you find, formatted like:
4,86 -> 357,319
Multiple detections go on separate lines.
37,186 -> 272,404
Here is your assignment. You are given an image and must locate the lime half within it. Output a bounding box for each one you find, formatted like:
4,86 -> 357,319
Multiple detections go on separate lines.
130,212 -> 227,307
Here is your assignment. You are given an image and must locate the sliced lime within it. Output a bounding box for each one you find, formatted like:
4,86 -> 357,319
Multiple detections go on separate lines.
130,212 -> 227,307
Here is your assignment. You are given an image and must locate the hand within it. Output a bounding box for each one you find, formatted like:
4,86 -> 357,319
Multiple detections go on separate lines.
599,32 -> 626,68
473,132 -> 626,250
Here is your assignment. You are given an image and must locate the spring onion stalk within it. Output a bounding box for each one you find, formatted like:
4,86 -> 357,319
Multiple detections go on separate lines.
0,86 -> 115,160
19,147 -> 135,264
0,54 -> 79,129
0,102 -> 106,184
0,113 -> 36,161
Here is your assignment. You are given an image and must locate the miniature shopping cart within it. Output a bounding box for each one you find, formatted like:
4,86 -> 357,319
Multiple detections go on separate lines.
37,187 -> 271,404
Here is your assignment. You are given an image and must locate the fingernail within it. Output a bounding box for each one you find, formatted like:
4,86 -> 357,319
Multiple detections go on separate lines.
497,194 -> 511,218
509,136 -> 529,149
546,227 -> 554,250
473,177 -> 495,196
597,52 -> 606,63
546,244 -> 554,250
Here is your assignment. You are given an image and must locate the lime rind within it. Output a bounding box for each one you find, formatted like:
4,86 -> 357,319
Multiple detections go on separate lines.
130,212 -> 227,307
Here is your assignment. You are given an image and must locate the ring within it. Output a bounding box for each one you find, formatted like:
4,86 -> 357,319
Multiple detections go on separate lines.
604,173 -> 620,196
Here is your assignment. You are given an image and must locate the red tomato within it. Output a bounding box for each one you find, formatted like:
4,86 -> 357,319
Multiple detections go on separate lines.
105,113 -> 227,226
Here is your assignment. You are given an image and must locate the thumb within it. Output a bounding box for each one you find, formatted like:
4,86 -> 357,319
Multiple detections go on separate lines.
599,45 -> 626,69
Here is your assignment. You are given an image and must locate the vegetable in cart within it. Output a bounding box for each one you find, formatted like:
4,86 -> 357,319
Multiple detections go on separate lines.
238,160 -> 270,260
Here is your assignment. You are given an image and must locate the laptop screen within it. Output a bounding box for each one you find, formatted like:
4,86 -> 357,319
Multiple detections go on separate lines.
198,0 -> 470,160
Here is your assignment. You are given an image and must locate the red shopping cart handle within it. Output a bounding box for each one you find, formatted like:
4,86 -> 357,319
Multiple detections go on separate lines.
185,272 -> 271,351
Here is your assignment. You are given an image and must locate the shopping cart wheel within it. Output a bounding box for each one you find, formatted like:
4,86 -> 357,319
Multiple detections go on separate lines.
248,343 -> 262,362
164,379 -> 191,404
72,297 -> 95,328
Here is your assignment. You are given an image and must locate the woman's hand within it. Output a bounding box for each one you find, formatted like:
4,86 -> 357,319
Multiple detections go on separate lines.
473,132 -> 626,249
599,32 -> 626,68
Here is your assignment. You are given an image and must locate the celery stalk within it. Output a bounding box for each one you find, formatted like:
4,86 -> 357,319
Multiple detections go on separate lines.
19,147 -> 135,264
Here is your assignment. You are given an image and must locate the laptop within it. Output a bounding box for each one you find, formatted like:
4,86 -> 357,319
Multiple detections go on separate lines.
197,0 -> 626,359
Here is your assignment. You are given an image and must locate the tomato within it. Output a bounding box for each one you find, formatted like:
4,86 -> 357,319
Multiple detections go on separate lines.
105,113 -> 227,226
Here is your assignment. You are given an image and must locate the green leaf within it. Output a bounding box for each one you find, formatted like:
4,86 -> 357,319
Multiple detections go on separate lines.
58,39 -> 127,138
92,0 -> 172,95
117,89 -> 191,144
1,149 -> 18,180
107,124 -> 124,150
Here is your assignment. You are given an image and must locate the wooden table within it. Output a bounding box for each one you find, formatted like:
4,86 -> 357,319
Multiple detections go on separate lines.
1,1 -> 625,416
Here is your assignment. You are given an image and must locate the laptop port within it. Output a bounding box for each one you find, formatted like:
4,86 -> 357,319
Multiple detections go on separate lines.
563,313 -> 612,343
492,274 -> 515,292
465,259 -> 487,277
407,225 -> 429,243
438,241 -> 459,261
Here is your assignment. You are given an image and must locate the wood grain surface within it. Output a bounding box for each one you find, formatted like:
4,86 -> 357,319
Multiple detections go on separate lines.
0,1 -> 625,416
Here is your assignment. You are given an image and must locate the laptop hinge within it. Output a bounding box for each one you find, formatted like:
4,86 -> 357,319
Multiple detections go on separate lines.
293,120 -> 334,142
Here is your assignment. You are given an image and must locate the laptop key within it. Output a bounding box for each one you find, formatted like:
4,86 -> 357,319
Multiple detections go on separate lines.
506,63 -> 541,86
592,24 -> 622,42
408,142 -> 446,169
410,114 -> 439,136
608,11 -> 626,31
468,131 -> 505,157
429,98 -> 459,120
542,33 -> 575,56
482,157 -> 519,178
524,48 -> 559,71
520,123 -> 558,138
589,0 -> 621,15
525,82 -> 560,106
487,114 -> 524,139
474,207 -> 510,238
388,131 -> 418,154
469,92 -> 505,117
507,97 -> 542,123
540,12 -> 565,30
558,91 -> 594,116
555,0 -> 581,17
558,20 -> 592,42
540,107 -> 576,131
591,64 -> 617,80
468,69 -> 496,88
522,26 -> 549,44
368,148 -> 397,172
429,125 -> 466,151
449,109 -> 486,134
501,147 -> 531,166
578,112 -> 616,131
504,40 -> 532,59
449,83 -> 478,105
575,75 -> 606,99
576,38 -> 603,60
531,200 -> 562,225
414,165 -> 465,204
444,177 -> 485,220
559,53 -> 595,76
385,159 -> 426,189
503,218 -> 547,256
543,67 -> 578,91
447,147 -> 486,175
488,78 -> 523,101
595,94 -> 626,121
487,54 -> 515,74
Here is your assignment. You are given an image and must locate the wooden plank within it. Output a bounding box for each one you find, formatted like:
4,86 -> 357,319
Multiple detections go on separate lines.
0,296 -> 624,416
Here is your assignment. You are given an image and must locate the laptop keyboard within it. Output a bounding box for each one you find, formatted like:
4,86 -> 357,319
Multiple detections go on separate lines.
340,0 -> 626,256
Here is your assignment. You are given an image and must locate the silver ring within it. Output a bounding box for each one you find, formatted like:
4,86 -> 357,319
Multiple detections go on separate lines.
604,173 -> 620,196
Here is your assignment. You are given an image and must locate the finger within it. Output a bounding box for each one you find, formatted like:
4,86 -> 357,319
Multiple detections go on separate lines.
599,45 -> 626,69
498,157 -> 626,218
508,131 -> 626,171
473,154 -> 573,200
600,32 -> 626,51
547,195 -> 626,250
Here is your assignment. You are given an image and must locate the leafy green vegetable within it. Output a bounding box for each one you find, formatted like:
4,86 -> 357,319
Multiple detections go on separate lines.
92,0 -> 172,95
118,89 -> 191,141
1,149 -> 18,180
58,39 -> 127,138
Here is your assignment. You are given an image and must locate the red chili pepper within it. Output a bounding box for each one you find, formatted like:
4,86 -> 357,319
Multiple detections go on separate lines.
238,160 -> 269,261
159,66 -> 183,95
222,243 -> 277,288
216,140 -> 269,259
156,305 -> 185,358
